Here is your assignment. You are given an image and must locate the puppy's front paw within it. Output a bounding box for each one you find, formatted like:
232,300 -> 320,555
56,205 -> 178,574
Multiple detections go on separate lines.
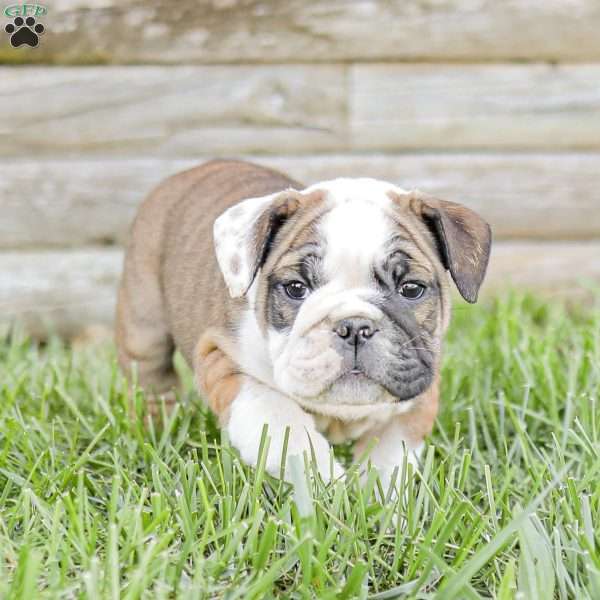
231,418 -> 344,483
283,427 -> 344,483
226,380 -> 343,482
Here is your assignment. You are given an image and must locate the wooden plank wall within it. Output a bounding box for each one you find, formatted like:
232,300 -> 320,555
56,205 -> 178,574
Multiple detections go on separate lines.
2,1 -> 600,336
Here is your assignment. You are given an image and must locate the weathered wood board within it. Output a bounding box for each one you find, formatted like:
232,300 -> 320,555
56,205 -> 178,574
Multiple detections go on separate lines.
2,242 -> 599,337
490,242 -> 600,290
3,65 -> 600,156
2,154 -> 600,249
4,1 -> 600,64
0,66 -> 346,157
0,249 -> 122,338
351,64 -> 600,150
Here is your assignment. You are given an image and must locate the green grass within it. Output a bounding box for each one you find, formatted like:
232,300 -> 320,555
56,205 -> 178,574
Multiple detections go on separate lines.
1,292 -> 599,599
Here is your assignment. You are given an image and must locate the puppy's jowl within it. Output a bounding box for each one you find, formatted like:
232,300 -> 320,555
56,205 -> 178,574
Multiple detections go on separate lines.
116,160 -> 491,486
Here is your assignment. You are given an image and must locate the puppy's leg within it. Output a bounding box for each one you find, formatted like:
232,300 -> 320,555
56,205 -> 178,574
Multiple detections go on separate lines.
354,385 -> 438,493
116,253 -> 178,418
195,331 -> 242,426
226,378 -> 344,482
354,420 -> 424,493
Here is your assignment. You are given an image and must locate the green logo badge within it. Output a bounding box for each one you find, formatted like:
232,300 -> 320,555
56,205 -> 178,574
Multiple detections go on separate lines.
4,3 -> 47,17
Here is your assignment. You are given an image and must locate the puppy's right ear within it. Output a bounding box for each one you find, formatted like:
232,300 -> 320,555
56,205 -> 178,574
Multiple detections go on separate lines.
213,190 -> 302,298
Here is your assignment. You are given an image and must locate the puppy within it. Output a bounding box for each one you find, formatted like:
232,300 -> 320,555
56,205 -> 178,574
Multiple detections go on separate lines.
116,160 -> 491,485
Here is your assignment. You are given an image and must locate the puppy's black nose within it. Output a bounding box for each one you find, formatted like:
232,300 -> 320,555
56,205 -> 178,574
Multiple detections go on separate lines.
334,318 -> 376,346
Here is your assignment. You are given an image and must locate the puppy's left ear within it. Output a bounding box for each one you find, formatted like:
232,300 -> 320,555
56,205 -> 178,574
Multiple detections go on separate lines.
410,192 -> 492,303
213,190 -> 302,298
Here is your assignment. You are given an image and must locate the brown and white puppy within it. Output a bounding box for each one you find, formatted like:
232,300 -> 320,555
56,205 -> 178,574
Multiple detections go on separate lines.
116,159 -> 491,485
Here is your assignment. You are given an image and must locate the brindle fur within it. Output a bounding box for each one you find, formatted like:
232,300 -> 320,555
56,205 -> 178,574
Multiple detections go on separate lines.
116,160 -> 300,403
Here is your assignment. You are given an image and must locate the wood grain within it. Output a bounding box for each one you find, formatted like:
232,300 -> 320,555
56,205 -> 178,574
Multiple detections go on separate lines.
2,154 -> 599,249
5,1 -> 600,64
350,64 -> 600,150
0,66 -> 345,157
0,249 -> 121,338
2,242 -> 599,337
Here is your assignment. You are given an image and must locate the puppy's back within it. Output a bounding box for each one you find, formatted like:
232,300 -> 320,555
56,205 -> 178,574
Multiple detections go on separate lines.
116,160 -> 299,393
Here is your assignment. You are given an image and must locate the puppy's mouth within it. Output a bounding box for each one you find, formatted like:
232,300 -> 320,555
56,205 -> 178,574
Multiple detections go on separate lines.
349,367 -> 367,377
331,365 -> 431,404
331,368 -> 380,390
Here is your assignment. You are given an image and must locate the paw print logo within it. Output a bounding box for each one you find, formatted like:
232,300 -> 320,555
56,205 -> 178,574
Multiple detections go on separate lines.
5,16 -> 44,48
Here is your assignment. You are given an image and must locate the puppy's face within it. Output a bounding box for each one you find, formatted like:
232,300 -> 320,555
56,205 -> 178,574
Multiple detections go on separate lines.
214,179 -> 491,407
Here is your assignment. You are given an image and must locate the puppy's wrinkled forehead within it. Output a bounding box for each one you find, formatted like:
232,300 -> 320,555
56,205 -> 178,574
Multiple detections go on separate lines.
309,178 -> 403,286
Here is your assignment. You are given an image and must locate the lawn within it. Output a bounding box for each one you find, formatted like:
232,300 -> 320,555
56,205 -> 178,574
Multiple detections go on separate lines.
1,293 -> 599,599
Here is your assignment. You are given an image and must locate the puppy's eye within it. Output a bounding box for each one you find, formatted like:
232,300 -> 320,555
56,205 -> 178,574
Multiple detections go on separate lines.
399,281 -> 426,300
284,281 -> 309,300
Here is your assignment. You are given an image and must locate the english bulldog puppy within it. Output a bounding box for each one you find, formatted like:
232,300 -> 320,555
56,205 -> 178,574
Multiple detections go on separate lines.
116,160 -> 491,485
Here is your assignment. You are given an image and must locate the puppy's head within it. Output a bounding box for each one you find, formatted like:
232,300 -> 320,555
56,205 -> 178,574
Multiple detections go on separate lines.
214,179 -> 491,407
